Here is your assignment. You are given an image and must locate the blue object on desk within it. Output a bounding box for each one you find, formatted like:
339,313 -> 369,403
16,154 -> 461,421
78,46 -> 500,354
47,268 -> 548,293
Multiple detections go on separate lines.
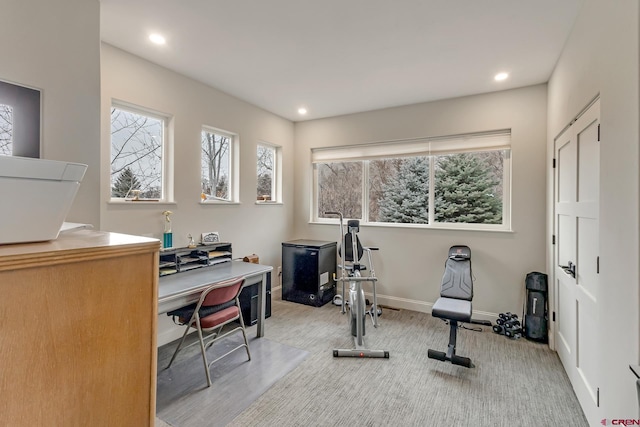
163,232 -> 173,249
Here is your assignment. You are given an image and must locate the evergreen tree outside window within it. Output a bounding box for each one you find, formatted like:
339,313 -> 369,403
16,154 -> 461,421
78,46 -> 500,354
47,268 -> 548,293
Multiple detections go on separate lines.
111,167 -> 141,198
312,131 -> 510,230
434,152 -> 503,224
110,104 -> 165,199
375,156 -> 430,224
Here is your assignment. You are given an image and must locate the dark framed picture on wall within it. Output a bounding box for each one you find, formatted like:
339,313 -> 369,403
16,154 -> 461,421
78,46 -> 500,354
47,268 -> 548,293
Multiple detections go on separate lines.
0,79 -> 41,158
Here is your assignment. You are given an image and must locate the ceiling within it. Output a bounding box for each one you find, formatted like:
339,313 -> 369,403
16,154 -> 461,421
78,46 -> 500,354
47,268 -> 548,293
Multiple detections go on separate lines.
100,0 -> 584,122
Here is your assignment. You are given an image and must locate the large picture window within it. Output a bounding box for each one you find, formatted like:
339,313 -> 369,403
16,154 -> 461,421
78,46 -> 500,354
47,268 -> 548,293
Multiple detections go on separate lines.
110,103 -> 167,200
312,131 -> 511,230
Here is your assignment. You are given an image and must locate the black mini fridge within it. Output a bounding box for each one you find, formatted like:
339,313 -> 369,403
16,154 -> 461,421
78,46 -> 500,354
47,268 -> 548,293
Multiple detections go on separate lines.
282,239 -> 336,307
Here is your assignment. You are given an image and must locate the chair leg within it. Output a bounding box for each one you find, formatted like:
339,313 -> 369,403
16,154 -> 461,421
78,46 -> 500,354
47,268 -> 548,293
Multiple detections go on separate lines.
204,326 -> 224,351
166,322 -> 192,369
195,318 -> 212,387
238,310 -> 251,361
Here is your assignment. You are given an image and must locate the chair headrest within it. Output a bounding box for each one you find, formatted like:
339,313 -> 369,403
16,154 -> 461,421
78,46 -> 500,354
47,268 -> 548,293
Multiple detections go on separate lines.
448,245 -> 471,261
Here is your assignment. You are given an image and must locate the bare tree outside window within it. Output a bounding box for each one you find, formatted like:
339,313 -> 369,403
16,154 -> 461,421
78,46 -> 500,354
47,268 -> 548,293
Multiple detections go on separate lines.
201,130 -> 231,200
0,104 -> 13,156
317,162 -> 362,219
257,144 -> 275,200
110,107 -> 163,199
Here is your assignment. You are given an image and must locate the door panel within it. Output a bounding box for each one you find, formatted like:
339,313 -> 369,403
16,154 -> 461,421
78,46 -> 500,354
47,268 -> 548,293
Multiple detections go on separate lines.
578,122 -> 599,203
558,138 -> 576,203
554,98 -> 600,423
557,214 -> 576,269
577,217 -> 598,298
557,275 -> 575,359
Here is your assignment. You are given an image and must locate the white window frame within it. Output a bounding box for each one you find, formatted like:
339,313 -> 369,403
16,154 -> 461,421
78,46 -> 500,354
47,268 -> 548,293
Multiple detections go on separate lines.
256,141 -> 282,204
109,101 -> 173,203
311,130 -> 511,231
200,125 -> 239,204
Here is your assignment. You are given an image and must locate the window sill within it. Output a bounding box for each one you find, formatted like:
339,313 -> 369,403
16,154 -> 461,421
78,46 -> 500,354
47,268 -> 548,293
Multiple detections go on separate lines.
199,201 -> 240,205
108,200 -> 177,206
255,201 -> 283,206
310,220 -> 513,233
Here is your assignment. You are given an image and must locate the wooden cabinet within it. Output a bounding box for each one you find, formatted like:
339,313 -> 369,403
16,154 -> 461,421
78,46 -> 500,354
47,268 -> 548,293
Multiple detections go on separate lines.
0,230 -> 160,427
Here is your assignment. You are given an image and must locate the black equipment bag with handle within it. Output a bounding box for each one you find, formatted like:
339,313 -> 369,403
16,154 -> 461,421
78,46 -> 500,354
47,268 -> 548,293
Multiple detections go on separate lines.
524,272 -> 548,342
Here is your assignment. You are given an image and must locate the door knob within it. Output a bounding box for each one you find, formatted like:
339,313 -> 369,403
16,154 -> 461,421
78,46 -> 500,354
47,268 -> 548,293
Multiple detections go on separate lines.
560,261 -> 576,278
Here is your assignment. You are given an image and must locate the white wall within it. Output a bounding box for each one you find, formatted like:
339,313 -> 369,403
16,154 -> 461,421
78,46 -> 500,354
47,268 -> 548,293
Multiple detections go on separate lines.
547,0 -> 639,420
101,44 -> 295,344
0,0 -> 101,226
294,84 -> 548,319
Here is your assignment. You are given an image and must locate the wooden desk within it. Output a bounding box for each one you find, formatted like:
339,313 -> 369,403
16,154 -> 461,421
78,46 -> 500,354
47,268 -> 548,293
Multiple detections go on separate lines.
0,230 -> 160,427
158,261 -> 273,337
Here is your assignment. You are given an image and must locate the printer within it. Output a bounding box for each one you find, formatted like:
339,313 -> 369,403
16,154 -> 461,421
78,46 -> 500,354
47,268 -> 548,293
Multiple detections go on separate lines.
0,156 -> 87,244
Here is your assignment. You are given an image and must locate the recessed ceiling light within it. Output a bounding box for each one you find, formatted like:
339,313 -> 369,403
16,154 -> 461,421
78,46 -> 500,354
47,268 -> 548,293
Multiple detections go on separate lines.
149,33 -> 166,45
494,72 -> 509,81
298,107 -> 308,115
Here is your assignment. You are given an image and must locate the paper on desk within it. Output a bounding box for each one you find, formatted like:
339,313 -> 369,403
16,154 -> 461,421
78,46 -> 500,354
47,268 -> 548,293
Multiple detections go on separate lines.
59,222 -> 94,234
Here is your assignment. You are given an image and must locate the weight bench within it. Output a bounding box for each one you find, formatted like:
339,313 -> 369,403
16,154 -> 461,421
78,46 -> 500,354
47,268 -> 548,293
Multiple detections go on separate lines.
428,245 -> 475,368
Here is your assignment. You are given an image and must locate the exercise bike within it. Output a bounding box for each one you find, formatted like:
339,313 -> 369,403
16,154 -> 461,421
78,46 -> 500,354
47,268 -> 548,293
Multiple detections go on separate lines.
325,212 -> 389,359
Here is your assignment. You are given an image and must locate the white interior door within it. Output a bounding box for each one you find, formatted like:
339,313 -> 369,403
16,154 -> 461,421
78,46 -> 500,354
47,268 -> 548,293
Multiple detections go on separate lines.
554,99 -> 600,423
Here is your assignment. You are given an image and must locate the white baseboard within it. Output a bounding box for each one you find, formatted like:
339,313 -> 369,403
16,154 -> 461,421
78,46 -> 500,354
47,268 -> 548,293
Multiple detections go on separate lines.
158,287 -> 500,347
363,291 -> 500,323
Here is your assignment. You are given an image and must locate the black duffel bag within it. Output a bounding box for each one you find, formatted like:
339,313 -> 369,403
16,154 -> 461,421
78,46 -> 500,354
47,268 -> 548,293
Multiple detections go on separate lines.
524,272 -> 548,342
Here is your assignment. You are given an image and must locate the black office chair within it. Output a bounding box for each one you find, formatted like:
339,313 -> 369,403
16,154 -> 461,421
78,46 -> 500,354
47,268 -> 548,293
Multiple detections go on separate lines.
428,245 -> 475,368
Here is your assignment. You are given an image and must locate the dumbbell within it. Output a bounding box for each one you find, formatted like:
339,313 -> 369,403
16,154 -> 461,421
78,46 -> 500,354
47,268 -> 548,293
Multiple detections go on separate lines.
504,319 -> 520,329
496,312 -> 518,326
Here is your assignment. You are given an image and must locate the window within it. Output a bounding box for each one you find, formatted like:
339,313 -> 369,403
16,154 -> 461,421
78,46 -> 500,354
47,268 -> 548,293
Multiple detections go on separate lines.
0,104 -> 13,156
110,104 -> 167,200
201,127 -> 237,202
312,131 -> 511,230
317,161 -> 362,218
368,157 -> 429,224
256,142 -> 282,202
0,79 -> 40,158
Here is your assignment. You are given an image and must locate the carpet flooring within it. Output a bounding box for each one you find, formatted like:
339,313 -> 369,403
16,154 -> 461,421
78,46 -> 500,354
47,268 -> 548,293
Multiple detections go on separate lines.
157,293 -> 588,427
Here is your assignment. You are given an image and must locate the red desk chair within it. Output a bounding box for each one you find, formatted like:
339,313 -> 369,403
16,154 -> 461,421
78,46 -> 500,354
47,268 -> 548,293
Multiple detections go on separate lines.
166,277 -> 251,387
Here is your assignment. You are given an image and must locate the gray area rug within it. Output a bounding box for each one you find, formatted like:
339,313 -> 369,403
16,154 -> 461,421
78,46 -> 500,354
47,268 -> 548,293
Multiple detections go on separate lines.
156,333 -> 308,427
